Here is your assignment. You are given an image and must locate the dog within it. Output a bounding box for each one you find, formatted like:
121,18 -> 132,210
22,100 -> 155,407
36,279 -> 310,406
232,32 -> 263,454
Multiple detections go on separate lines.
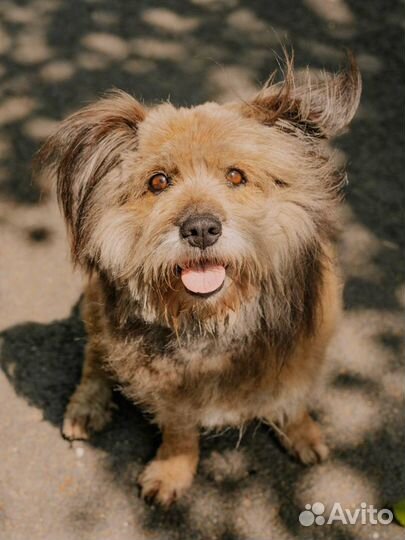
36,55 -> 361,506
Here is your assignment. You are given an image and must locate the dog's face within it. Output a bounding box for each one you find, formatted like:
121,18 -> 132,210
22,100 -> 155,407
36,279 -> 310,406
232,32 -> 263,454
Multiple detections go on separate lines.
38,58 -> 360,332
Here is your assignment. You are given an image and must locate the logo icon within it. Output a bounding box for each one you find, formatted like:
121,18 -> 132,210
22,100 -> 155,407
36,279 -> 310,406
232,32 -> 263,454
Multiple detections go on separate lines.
299,502 -> 325,526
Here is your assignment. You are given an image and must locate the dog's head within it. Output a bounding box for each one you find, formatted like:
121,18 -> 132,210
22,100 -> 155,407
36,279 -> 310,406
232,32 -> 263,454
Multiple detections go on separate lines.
37,57 -> 360,336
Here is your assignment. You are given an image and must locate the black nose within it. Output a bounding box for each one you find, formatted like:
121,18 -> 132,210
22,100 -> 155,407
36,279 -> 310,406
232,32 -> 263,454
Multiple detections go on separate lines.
180,214 -> 222,249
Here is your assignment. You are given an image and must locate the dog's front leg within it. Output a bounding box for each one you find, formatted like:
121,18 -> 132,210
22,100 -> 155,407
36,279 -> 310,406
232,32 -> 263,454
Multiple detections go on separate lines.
62,339 -> 114,440
138,424 -> 199,507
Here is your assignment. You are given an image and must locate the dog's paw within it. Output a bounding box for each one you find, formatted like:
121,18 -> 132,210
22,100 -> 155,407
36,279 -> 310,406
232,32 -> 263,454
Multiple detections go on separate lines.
290,434 -> 329,465
279,413 -> 330,465
62,396 -> 113,441
138,456 -> 195,507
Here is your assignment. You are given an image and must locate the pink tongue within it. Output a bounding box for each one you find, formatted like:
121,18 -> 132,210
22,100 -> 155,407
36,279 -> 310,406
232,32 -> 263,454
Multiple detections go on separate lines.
181,264 -> 226,295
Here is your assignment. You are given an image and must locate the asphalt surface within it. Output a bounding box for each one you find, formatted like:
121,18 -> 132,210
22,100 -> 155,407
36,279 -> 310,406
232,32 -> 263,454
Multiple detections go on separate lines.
0,1 -> 404,539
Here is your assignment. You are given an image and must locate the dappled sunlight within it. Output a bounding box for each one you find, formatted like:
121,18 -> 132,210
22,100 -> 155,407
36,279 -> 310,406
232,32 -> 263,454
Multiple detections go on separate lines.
328,308 -> 403,380
82,32 -> 130,60
298,39 -> 345,63
295,462 -> 395,539
187,488 -> 228,538
380,371 -> 405,403
227,8 -> 270,38
303,0 -> 355,25
122,58 -> 156,76
190,0 -> 239,8
296,462 -> 379,513
0,0 -> 62,22
39,60 -> 76,83
131,37 -> 187,62
0,0 -> 404,538
12,30 -> 53,65
0,25 -> 11,54
142,8 -> 200,34
233,488 -> 289,540
304,0 -> 357,40
0,96 -> 37,125
321,386 -> 383,449
22,116 -> 59,141
356,53 -> 383,75
90,10 -> 119,27
76,50 -> 111,71
207,64 -> 258,102
0,2 -> 37,24
0,194 -> 83,328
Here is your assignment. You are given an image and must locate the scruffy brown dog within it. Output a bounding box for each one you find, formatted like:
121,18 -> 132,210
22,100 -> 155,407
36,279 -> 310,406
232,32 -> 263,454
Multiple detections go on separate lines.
37,56 -> 361,506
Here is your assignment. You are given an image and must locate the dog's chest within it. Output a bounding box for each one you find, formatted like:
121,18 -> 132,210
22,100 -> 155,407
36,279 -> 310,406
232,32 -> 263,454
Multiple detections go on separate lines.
108,317 -> 277,427
175,338 -> 275,427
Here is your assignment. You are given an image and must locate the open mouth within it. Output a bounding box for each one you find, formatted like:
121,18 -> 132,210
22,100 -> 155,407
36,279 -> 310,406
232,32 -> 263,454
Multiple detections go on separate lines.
178,263 -> 226,298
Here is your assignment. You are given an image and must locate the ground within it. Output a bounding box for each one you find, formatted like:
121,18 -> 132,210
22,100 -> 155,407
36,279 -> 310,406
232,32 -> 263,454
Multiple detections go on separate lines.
0,1 -> 404,539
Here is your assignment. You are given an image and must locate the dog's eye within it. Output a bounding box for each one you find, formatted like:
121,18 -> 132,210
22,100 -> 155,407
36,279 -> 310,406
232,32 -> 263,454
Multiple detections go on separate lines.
226,168 -> 246,186
274,178 -> 288,188
148,173 -> 170,193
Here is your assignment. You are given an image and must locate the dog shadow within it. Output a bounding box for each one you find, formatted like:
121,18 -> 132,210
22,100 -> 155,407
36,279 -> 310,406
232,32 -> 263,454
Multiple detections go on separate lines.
0,300 -> 158,457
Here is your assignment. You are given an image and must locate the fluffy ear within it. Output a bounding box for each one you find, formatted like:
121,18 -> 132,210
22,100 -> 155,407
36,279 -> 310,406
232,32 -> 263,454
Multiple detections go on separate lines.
244,53 -> 361,138
35,90 -> 146,264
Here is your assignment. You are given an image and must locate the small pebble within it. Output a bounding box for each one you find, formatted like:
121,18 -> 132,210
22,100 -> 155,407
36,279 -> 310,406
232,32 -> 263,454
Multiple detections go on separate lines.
75,446 -> 84,458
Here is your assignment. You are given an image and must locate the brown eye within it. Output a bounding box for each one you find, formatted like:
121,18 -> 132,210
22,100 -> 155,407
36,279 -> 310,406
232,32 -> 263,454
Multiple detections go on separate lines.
148,173 -> 170,193
226,168 -> 246,186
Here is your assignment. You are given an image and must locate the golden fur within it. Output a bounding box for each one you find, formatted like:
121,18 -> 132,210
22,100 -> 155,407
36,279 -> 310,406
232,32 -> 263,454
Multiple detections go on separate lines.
36,55 -> 361,506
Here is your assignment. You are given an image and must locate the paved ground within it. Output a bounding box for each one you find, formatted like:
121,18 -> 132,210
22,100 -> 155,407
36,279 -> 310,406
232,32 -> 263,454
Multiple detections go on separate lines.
0,1 -> 404,539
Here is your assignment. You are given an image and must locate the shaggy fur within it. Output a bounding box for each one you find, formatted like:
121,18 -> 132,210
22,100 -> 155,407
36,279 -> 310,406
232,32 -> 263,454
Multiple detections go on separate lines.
36,55 -> 361,506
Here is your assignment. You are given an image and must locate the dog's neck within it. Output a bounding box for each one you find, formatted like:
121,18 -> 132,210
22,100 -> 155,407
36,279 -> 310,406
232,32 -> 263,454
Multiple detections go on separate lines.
98,270 -> 263,348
